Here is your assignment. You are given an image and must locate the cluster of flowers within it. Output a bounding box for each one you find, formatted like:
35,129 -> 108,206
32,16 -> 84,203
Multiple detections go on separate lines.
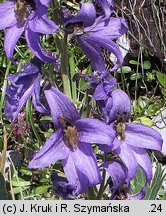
0,0 -> 163,199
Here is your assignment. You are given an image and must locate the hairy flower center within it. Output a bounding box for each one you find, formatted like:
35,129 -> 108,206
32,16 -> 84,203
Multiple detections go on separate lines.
114,113 -> 126,140
115,122 -> 126,141
14,0 -> 35,23
64,126 -> 79,149
59,116 -> 79,149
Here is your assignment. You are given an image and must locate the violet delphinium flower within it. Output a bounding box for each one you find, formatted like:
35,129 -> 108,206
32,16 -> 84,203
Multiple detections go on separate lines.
101,89 -> 163,185
29,86 -> 116,195
5,58 -> 48,122
65,3 -> 128,74
0,0 -> 59,63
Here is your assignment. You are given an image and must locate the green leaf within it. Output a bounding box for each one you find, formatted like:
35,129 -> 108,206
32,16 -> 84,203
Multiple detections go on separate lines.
129,60 -> 140,65
0,173 -> 9,200
19,166 -> 32,176
35,186 -> 51,195
130,73 -> 141,80
12,177 -> 31,187
137,117 -> 153,126
143,61 -> 151,70
161,89 -> 166,97
117,66 -> 132,74
156,71 -> 166,88
131,169 -> 146,194
144,163 -> 166,200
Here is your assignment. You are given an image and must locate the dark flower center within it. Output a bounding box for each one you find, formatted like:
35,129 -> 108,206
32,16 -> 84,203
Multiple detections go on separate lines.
66,22 -> 84,36
59,116 -> 79,149
114,113 -> 126,141
14,0 -> 35,23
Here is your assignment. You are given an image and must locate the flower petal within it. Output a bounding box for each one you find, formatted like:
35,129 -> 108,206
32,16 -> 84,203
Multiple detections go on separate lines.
75,118 -> 115,146
93,82 -> 108,100
77,35 -> 105,72
101,160 -> 127,196
131,147 -> 152,183
4,24 -> 25,61
28,5 -> 59,34
44,87 -> 80,128
0,1 -> 17,29
25,28 -> 57,63
65,3 -> 96,28
108,89 -> 131,123
28,129 -> 69,169
62,142 -> 101,195
87,17 -> 128,40
51,172 -> 76,199
32,75 -> 49,114
5,61 -> 40,121
125,123 -> 163,151
115,142 -> 139,183
89,35 -> 124,72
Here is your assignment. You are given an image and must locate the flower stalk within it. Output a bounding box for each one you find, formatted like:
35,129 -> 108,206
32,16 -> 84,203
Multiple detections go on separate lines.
61,32 -> 72,99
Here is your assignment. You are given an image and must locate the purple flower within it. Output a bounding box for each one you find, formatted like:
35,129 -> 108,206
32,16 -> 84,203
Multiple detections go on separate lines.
5,58 -> 48,122
29,86 -> 116,195
101,160 -> 147,200
51,172 -> 76,199
0,0 -> 59,63
101,160 -> 127,199
101,90 -> 163,185
65,3 -> 128,73
95,0 -> 114,19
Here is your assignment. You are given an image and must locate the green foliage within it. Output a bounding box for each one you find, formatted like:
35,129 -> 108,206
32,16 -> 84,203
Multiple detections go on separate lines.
144,163 -> 166,200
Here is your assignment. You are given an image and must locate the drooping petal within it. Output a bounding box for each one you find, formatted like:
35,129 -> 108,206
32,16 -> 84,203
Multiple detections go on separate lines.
89,35 -> 124,72
5,60 -> 40,121
125,123 -> 163,151
0,1 -> 17,29
77,35 -> 105,72
65,3 -> 96,28
75,118 -> 115,146
115,142 -> 139,183
44,87 -> 80,128
32,75 -> 49,114
87,17 -> 128,40
4,23 -> 25,61
108,89 -> 131,123
101,160 -> 127,197
28,4 -> 59,34
25,28 -> 57,63
62,142 -> 101,195
28,129 -> 70,169
131,147 -> 152,183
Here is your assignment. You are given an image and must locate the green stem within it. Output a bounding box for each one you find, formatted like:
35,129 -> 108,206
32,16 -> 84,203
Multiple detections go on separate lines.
26,99 -> 42,147
87,187 -> 96,200
0,127 -> 7,174
61,33 -> 72,99
96,169 -> 106,200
